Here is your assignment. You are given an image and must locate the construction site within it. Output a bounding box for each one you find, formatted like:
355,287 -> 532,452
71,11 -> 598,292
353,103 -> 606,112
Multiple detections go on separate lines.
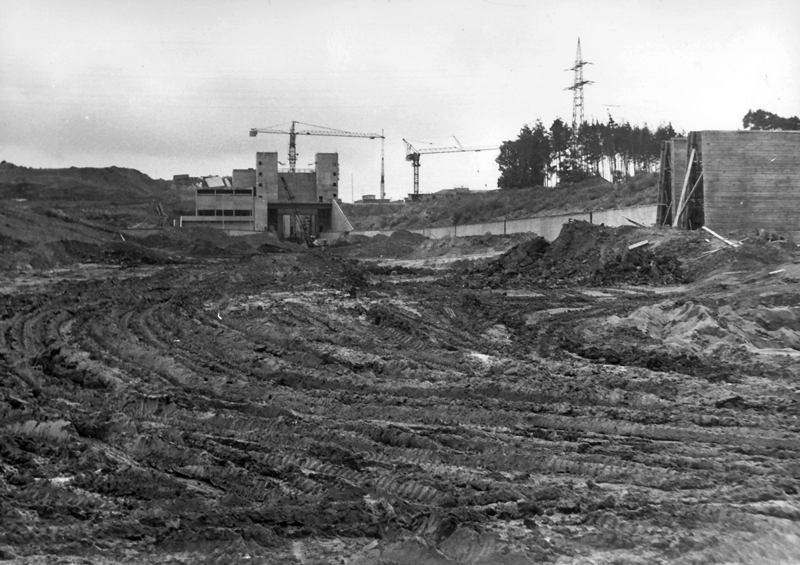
2,126 -> 800,564
2,31 -> 800,565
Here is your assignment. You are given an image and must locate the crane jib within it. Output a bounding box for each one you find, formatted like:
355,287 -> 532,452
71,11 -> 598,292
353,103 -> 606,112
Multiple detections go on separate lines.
249,122 -> 383,172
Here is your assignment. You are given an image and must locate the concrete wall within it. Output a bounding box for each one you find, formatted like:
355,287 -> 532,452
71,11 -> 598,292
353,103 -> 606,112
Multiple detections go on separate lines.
256,152 -> 279,202
279,172 -> 316,202
316,153 -> 339,203
254,190 -> 268,231
593,205 -> 656,226
195,191 -> 254,214
351,205 -> 658,241
698,131 -> 800,233
330,199 -> 354,232
233,169 -> 256,189
421,226 -> 456,238
180,217 -> 254,229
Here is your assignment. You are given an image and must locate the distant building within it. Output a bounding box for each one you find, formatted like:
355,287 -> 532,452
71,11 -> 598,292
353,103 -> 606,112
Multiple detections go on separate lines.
406,185 -> 470,202
434,186 -> 470,197
354,194 -> 392,204
180,153 -> 353,238
171,174 -> 201,188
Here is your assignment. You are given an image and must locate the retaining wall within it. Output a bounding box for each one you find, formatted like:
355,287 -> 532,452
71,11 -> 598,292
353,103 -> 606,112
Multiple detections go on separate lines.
351,205 -> 658,241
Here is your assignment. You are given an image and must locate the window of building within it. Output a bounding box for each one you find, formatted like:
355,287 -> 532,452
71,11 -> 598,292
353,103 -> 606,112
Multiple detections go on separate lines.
258,182 -> 263,188
258,161 -> 262,166
234,189 -> 253,195
197,210 -> 215,216
319,196 -> 323,202
234,210 -> 251,217
197,188 -> 215,195
258,172 -> 262,176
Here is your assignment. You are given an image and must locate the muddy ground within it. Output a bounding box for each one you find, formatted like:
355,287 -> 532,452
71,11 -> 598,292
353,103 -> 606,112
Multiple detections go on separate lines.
2,221 -> 800,564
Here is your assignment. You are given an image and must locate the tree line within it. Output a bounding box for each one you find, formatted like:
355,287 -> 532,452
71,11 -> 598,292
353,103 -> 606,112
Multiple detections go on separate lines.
496,117 -> 679,189
497,108 -> 800,190
742,109 -> 800,131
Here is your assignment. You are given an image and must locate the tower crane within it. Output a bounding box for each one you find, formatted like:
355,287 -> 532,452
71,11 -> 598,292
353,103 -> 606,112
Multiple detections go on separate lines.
403,137 -> 499,195
249,121 -> 385,196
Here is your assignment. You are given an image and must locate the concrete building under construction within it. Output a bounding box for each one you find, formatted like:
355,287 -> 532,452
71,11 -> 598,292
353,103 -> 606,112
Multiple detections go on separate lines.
658,130 -> 800,238
180,152 -> 353,239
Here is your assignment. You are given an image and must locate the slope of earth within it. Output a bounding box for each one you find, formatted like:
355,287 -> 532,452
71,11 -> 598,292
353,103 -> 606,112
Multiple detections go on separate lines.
0,196 -> 297,272
2,222 -> 800,564
342,172 -> 658,231
0,161 -> 194,230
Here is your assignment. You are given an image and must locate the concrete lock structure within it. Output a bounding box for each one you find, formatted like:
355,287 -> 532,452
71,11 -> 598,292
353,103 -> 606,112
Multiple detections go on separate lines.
181,152 -> 353,239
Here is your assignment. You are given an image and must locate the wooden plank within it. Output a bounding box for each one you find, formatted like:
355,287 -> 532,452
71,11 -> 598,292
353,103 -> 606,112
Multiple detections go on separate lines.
656,141 -> 671,226
621,215 -> 645,228
672,147 -> 696,228
702,226 -> 738,247
672,172 -> 703,225
628,240 -> 649,250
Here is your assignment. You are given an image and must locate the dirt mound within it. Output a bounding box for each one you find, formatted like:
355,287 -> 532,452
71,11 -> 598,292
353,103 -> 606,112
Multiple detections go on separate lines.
128,228 -> 299,259
627,300 -> 800,353
187,239 -> 229,258
0,238 -> 174,270
486,221 -> 687,286
389,229 -> 428,243
691,239 -> 799,281
410,233 -> 529,261
333,230 -> 430,259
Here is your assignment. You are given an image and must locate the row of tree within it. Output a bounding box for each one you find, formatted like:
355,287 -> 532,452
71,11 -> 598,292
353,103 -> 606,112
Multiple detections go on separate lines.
497,108 -> 800,189
496,117 -> 680,189
743,109 -> 800,131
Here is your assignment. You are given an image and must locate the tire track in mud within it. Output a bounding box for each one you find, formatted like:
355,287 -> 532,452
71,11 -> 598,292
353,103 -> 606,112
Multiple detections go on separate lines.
2,259 -> 800,564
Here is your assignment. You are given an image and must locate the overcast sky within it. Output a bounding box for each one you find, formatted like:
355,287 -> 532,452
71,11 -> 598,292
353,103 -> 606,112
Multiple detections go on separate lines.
2,0 -> 798,201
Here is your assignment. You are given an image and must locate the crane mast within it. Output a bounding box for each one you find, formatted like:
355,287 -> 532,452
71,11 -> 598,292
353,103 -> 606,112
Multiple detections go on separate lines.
280,176 -> 312,246
380,130 -> 385,201
403,138 -> 499,195
250,121 -> 383,174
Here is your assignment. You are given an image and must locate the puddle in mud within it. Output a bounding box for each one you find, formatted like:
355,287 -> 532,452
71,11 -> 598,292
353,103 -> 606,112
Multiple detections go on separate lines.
525,306 -> 590,325
580,290 -> 614,298
493,289 -> 544,298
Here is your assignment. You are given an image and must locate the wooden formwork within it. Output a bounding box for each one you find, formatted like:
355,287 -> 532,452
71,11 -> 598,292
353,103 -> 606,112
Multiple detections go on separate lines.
664,131 -> 800,234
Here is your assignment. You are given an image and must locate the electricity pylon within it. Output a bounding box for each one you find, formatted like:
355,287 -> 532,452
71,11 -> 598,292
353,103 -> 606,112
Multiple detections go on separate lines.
565,38 -> 593,133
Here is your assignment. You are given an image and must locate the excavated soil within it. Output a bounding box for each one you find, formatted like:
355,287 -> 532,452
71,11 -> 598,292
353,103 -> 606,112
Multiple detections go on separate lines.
2,222 -> 800,564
